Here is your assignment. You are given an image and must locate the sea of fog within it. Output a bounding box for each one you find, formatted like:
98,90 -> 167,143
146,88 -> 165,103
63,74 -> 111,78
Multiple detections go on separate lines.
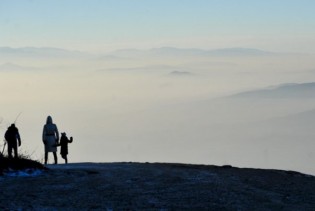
1,50 -> 315,175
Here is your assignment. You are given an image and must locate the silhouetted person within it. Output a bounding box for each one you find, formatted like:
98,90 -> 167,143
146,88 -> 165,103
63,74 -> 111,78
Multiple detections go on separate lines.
59,132 -> 73,164
4,124 -> 21,159
42,116 -> 59,164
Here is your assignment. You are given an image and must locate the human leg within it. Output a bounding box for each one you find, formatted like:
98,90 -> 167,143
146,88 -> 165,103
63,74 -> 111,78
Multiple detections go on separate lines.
61,154 -> 66,163
62,154 -> 68,164
7,143 -> 13,159
45,152 -> 48,164
53,152 -> 58,164
13,144 -> 18,158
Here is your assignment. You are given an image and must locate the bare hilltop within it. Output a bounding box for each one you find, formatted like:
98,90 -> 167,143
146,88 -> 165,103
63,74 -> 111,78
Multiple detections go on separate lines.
1,162 -> 315,210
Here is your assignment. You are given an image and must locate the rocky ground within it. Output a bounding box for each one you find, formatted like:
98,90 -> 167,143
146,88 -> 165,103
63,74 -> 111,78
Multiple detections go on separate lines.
0,162 -> 315,210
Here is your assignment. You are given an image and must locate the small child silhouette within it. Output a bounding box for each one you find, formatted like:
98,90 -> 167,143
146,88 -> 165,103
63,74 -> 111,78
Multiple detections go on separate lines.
59,132 -> 73,164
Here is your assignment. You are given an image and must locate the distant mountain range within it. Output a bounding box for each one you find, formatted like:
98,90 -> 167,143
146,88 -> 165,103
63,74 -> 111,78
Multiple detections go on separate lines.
168,71 -> 192,76
230,82 -> 315,99
108,47 -> 274,58
0,63 -> 38,71
0,47 -> 91,58
0,46 -> 275,59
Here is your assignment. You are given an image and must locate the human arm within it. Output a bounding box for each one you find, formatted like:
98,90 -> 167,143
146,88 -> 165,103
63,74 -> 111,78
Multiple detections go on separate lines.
16,131 -> 21,146
42,125 -> 47,144
4,130 -> 8,141
54,124 -> 59,143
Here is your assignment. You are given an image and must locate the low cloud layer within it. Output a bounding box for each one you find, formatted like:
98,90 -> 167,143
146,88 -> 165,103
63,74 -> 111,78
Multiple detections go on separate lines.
1,47 -> 315,174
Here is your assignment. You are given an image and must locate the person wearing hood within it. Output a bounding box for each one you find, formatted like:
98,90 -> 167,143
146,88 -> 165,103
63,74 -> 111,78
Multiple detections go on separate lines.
4,123 -> 21,159
59,132 -> 73,164
42,116 -> 59,164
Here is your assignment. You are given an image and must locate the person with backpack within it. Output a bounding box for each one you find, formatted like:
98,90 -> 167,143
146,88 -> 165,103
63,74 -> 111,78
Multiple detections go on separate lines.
4,124 -> 21,159
42,116 -> 59,164
59,132 -> 73,164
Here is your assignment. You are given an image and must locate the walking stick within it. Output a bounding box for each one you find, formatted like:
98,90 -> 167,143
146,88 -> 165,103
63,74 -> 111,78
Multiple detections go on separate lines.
14,112 -> 22,124
1,139 -> 6,155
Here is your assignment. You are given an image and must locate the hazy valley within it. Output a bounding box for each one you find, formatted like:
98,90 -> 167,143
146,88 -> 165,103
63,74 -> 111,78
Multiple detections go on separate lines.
1,46 -> 315,175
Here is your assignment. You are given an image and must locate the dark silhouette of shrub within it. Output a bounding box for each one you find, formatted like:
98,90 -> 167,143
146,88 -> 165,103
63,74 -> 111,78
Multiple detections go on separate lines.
0,155 -> 46,175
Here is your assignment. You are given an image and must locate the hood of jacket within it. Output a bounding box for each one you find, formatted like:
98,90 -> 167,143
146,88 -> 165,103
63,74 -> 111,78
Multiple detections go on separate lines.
46,116 -> 53,124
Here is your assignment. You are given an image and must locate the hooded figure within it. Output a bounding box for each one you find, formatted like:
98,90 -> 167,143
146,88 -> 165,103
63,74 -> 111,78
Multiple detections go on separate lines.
59,132 -> 73,164
4,124 -> 21,159
42,116 -> 59,164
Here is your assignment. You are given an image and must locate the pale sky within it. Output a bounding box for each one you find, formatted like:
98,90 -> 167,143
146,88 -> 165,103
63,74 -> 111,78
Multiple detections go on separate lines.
2,0 -> 315,174
1,0 -> 315,53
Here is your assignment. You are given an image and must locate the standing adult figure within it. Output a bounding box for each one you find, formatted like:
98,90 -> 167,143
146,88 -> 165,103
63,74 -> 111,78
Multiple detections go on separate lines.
42,116 -> 59,164
4,123 -> 21,159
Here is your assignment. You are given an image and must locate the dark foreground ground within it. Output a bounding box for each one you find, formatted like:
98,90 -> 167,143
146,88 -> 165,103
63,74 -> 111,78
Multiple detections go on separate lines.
0,162 -> 315,210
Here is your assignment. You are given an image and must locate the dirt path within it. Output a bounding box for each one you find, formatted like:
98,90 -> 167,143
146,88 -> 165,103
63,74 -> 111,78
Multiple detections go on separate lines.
1,162 -> 315,210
